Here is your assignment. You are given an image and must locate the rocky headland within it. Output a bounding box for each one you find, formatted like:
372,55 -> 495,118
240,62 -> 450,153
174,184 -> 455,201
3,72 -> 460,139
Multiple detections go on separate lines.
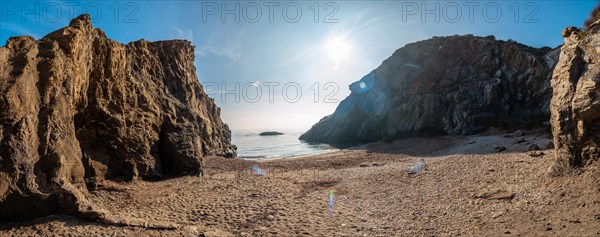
0,14 -> 235,221
300,35 -> 559,143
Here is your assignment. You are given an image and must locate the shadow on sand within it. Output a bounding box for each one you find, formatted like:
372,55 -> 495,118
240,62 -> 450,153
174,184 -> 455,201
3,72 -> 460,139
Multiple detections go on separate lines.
341,129 -> 553,158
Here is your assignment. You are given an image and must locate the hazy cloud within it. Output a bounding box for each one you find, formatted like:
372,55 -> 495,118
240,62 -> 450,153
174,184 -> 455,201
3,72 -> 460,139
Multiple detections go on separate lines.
198,29 -> 244,63
0,22 -> 41,39
171,26 -> 194,41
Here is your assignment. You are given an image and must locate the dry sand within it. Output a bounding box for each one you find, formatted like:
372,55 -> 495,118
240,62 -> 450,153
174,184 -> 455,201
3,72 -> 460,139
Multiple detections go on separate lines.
2,130 -> 600,236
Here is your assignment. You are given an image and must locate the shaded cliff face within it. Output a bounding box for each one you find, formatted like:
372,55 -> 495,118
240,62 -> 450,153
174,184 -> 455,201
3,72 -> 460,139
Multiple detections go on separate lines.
300,35 -> 558,143
549,24 -> 600,175
0,14 -> 235,220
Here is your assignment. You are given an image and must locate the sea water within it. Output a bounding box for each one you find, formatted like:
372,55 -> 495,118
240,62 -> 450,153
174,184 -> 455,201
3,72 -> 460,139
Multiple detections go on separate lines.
231,129 -> 341,159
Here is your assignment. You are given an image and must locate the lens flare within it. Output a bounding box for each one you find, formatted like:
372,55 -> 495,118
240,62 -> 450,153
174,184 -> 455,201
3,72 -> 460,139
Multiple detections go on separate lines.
408,159 -> 426,174
405,63 -> 422,69
251,164 -> 266,176
408,159 -> 425,174
359,82 -> 366,89
328,189 -> 336,218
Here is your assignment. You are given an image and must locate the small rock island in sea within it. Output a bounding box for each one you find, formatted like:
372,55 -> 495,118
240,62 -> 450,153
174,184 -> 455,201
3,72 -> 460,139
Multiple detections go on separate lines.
259,131 -> 284,136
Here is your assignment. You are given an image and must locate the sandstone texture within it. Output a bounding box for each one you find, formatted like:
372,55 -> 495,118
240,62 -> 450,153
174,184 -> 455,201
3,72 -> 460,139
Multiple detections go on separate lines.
0,14 -> 235,221
301,35 -> 558,143
549,23 -> 600,174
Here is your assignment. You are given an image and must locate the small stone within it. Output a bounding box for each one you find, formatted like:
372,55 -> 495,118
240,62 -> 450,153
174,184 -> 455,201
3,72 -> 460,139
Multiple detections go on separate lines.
491,211 -> 504,219
495,70 -> 502,78
528,144 -> 541,151
475,189 -> 515,200
528,151 -> 545,157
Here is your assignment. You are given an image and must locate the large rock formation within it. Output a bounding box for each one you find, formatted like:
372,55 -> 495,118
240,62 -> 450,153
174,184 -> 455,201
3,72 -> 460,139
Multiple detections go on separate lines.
301,35 -> 558,143
549,23 -> 600,174
0,14 -> 236,221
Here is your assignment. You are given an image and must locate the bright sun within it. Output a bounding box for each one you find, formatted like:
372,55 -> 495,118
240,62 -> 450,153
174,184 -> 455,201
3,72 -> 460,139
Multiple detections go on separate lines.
325,37 -> 351,70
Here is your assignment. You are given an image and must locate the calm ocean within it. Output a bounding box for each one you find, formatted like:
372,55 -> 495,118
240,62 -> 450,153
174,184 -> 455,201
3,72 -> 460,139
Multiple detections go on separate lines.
231,129 -> 340,159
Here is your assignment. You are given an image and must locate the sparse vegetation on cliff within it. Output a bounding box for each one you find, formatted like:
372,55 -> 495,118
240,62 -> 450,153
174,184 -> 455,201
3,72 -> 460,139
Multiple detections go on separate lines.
584,3 -> 600,30
578,30 -> 587,40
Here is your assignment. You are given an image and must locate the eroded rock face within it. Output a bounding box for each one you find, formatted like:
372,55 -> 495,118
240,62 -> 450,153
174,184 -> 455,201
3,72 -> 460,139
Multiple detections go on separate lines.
0,14 -> 236,220
549,24 -> 600,174
301,35 -> 558,143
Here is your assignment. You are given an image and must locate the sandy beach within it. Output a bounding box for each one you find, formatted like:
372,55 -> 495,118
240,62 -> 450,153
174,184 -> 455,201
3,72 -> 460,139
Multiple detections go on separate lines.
1,130 -> 600,236
3,3 -> 600,236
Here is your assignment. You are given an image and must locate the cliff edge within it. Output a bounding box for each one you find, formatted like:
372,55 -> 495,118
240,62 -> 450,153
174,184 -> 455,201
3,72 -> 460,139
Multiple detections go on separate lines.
549,18 -> 600,175
0,14 -> 236,221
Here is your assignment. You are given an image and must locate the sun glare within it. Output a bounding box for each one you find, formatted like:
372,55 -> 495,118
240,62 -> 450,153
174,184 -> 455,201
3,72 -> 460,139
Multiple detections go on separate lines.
325,37 -> 352,70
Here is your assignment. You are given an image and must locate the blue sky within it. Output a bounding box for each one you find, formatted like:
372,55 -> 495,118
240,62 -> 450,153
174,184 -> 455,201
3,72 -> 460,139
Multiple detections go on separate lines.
1,1 -> 597,131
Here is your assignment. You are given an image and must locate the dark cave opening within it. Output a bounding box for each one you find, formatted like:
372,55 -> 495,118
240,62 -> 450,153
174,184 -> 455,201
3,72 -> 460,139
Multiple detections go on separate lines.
157,126 -> 174,176
156,122 -> 201,177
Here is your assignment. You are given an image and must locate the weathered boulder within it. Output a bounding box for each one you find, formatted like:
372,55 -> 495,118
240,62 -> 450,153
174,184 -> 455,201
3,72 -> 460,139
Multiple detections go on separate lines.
301,35 -> 558,143
0,14 -> 236,220
549,21 -> 600,174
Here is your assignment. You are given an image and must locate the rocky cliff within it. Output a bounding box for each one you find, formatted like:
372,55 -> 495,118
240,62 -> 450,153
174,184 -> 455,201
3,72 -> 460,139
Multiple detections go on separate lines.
549,23 -> 600,175
300,35 -> 558,143
0,14 -> 236,221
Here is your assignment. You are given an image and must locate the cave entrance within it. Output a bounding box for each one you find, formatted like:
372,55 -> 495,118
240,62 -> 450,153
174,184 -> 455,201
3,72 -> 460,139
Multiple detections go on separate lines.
156,122 -> 201,177
157,126 -> 174,175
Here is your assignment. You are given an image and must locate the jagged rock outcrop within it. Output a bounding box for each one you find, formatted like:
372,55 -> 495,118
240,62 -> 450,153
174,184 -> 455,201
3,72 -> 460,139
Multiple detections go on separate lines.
300,35 -> 558,143
0,14 -> 236,221
549,23 -> 600,174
